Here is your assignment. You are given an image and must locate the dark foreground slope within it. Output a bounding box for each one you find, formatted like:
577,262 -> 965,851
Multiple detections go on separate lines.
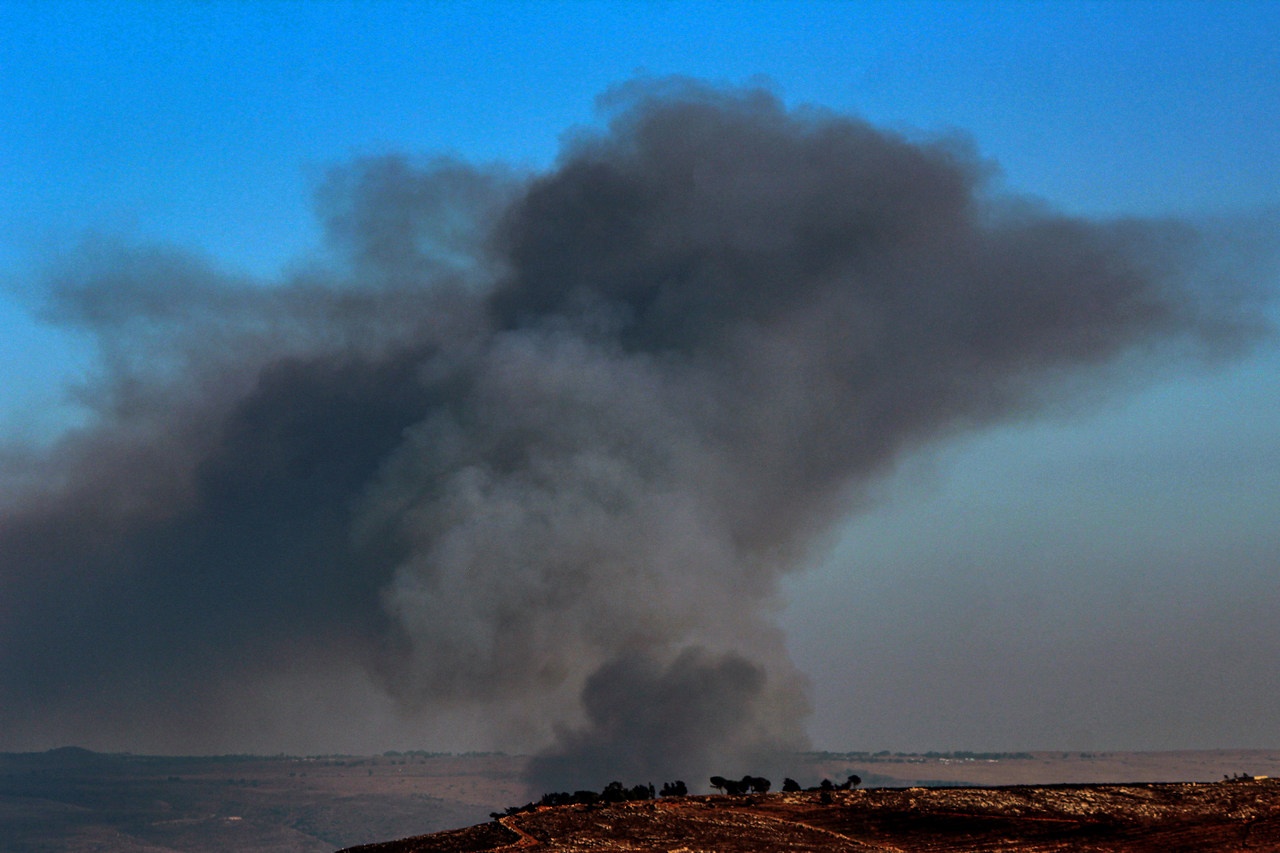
342,779 -> 1280,852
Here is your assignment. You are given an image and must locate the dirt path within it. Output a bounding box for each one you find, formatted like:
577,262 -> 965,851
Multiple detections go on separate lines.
495,813 -> 543,850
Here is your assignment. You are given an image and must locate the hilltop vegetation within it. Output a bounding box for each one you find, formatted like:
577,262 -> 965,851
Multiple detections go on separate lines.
344,779 -> 1280,852
6,748 -> 1280,851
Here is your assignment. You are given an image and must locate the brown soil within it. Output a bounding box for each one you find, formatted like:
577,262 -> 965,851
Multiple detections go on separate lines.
7,750 -> 1280,850
340,779 -> 1280,852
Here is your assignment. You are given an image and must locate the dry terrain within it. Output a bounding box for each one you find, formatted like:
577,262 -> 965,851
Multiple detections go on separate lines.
4,748 -> 1280,851
342,780 -> 1280,852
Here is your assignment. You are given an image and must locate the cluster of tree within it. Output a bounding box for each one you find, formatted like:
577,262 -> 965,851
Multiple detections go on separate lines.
706,773 -> 864,797
780,774 -> 861,793
493,770 -> 865,819
492,779 -> 689,819
709,775 -> 771,795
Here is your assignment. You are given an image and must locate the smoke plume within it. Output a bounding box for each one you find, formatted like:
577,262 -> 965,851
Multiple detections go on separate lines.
0,80 -> 1262,789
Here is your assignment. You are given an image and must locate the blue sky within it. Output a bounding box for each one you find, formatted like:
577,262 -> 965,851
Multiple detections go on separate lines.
4,1 -> 1277,435
2,1 -> 1278,753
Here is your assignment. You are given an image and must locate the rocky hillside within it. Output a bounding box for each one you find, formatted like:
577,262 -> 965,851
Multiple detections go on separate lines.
342,778 -> 1280,852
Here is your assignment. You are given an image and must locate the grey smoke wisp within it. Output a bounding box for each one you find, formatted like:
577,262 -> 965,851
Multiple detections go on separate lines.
0,81 -> 1261,788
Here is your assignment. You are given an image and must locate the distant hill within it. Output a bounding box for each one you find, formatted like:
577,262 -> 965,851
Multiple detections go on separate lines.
341,779 -> 1280,852
0,750 -> 523,852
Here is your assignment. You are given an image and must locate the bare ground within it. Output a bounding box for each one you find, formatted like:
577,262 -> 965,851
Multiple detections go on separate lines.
341,779 -> 1280,853
6,749 -> 1280,851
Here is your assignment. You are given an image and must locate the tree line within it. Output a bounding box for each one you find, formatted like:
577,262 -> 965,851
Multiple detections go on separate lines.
492,779 -> 689,818
493,772 -> 862,820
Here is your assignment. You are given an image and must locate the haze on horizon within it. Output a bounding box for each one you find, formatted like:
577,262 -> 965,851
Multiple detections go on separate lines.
1,2 -> 1277,782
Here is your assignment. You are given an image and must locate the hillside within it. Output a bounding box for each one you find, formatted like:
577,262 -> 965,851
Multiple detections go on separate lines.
341,779 -> 1280,852
5,749 -> 1279,851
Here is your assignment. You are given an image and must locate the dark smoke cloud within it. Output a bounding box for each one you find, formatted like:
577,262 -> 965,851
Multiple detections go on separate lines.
0,80 -> 1262,786
526,648 -> 796,792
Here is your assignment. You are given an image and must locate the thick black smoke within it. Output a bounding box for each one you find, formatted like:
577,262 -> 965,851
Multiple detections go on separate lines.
0,81 -> 1262,787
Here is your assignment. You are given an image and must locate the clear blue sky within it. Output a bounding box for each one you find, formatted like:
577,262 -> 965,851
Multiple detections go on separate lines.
1,1 -> 1277,753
